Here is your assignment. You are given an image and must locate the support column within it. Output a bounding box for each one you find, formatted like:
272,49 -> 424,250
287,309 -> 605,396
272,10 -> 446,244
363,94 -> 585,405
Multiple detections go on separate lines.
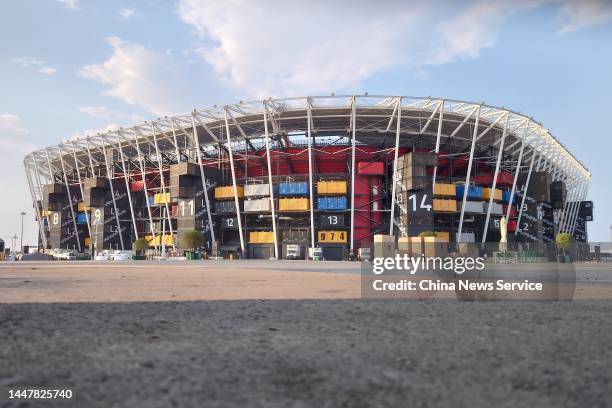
99,140 -> 125,250
190,114 -> 216,243
263,106 -> 279,259
388,98 -> 402,235
70,143 -> 93,242
307,101 -> 316,253
482,113 -> 509,244
431,101 -> 444,187
132,130 -> 157,252
457,106 -> 481,240
151,124 -> 176,252
24,158 -> 47,249
116,134 -> 140,241
505,120 -> 530,221
223,112 -> 245,254
56,148 -> 82,252
349,97 -> 357,254
515,148 -> 537,236
31,158 -> 50,247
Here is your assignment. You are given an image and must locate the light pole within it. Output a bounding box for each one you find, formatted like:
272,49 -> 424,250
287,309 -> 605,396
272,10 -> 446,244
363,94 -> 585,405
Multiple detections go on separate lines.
20,212 -> 26,253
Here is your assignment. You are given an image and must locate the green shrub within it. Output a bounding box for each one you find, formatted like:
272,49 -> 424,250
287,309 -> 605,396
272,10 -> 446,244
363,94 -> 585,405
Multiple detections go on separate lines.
132,238 -> 148,255
555,233 -> 573,254
181,230 -> 204,252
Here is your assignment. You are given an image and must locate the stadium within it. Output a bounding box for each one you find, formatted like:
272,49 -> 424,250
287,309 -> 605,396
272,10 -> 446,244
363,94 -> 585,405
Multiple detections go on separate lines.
23,95 -> 593,260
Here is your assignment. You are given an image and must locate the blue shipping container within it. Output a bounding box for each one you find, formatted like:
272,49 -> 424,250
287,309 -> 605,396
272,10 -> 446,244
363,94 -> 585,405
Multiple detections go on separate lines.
501,191 -> 517,203
456,185 -> 483,200
148,195 -> 155,205
279,182 -> 308,196
318,196 -> 347,210
76,212 -> 87,224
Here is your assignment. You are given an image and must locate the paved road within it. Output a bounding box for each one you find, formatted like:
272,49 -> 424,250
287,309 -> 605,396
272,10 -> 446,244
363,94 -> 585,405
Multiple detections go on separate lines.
1,299 -> 611,407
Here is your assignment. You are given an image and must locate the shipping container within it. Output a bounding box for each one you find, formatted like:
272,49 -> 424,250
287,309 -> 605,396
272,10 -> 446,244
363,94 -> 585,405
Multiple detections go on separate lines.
154,192 -> 172,204
433,183 -> 455,197
244,184 -> 271,197
455,185 -> 483,200
317,180 -> 348,195
215,200 -> 239,213
482,188 -> 502,201
433,199 -> 457,212
435,231 -> 450,242
503,204 -> 517,217
459,201 -> 484,213
279,198 -> 309,211
215,185 -> 245,200
357,162 -> 384,175
279,182 -> 309,196
501,191 -> 517,203
249,231 -> 275,244
244,198 -> 271,212
317,196 -> 348,210
484,202 -> 503,215
76,212 -> 88,224
144,234 -> 174,247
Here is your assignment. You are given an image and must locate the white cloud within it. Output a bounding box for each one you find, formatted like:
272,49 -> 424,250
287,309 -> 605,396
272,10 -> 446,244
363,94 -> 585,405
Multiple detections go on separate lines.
119,7 -> 137,19
557,0 -> 612,33
70,123 -> 120,141
57,0 -> 78,10
0,113 -> 28,134
38,66 -> 57,75
79,106 -> 111,118
177,0 -> 611,98
11,57 -> 57,75
79,37 -> 193,116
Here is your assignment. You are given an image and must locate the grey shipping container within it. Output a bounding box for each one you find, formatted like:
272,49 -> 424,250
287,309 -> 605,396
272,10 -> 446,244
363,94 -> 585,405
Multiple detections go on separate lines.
460,201 -> 484,213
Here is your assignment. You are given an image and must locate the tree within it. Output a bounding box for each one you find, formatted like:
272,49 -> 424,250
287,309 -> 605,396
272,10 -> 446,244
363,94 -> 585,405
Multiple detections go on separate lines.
556,233 -> 573,256
181,230 -> 204,252
132,238 -> 148,256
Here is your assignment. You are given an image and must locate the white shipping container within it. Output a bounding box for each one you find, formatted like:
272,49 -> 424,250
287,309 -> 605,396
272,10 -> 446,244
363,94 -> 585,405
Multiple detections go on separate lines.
244,198 -> 271,212
244,184 -> 270,197
455,232 -> 476,243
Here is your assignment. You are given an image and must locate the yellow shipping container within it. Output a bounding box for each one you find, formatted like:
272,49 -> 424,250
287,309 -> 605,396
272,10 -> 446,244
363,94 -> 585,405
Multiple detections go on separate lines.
84,237 -> 92,246
433,183 -> 455,197
144,234 -> 174,247
154,192 -> 172,204
215,186 -> 245,200
482,188 -> 502,201
435,231 -> 450,242
77,202 -> 86,211
249,231 -> 274,244
279,198 -> 309,211
318,230 -> 348,243
317,180 -> 348,195
433,199 -> 457,212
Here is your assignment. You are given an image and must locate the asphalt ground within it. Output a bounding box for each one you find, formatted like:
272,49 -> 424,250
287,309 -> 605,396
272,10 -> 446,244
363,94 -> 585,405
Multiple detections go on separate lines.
1,300 -> 611,408
1,261 -> 611,407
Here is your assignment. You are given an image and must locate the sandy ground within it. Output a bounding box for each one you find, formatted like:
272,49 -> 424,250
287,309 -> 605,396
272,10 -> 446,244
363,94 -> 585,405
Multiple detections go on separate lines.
0,260 -> 611,303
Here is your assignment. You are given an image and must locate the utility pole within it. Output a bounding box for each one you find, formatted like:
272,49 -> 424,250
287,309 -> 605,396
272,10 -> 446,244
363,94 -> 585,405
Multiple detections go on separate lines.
20,212 -> 26,253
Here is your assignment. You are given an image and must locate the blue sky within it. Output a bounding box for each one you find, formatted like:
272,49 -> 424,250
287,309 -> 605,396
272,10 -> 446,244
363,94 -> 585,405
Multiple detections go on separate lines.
1,0 -> 612,247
